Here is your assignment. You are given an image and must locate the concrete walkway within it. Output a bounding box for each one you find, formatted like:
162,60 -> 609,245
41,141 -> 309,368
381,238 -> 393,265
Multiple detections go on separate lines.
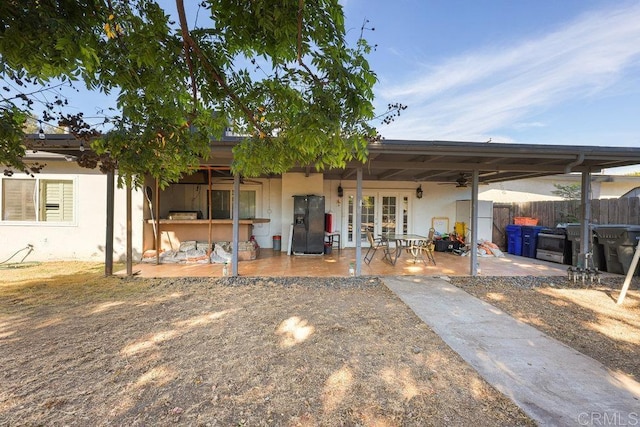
384,276 -> 640,426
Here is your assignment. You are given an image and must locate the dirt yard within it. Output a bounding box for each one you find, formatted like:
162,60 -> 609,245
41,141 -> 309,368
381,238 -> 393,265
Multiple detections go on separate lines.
0,262 -> 533,426
451,275 -> 640,381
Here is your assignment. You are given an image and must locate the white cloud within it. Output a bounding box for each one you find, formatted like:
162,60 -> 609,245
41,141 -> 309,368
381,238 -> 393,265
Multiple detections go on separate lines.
376,3 -> 640,141
512,122 -> 547,130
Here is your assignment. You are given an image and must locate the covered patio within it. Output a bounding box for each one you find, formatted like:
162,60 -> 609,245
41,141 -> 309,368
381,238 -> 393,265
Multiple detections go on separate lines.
121,248 -> 578,278
23,135 -> 640,277
133,139 -> 640,278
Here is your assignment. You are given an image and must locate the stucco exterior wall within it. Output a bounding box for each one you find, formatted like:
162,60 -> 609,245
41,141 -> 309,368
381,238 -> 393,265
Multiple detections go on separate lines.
319,179 -> 466,245
256,178 -> 282,248
480,174 -> 640,202
412,182 -> 465,236
598,180 -> 640,198
0,162 -> 144,263
278,175 -> 476,249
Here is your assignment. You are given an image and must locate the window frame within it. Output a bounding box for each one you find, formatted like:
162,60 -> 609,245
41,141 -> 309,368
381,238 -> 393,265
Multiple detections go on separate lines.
207,184 -> 261,220
1,176 -> 78,226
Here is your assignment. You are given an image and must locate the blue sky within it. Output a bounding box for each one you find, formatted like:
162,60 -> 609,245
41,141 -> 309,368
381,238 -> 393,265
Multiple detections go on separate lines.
341,0 -> 640,149
31,1 -> 640,156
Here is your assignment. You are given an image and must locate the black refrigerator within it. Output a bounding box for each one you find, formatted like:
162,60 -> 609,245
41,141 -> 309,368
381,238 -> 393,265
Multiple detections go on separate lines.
292,195 -> 325,254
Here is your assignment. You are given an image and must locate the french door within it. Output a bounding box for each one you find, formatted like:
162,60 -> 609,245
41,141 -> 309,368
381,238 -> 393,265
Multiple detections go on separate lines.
344,191 -> 410,247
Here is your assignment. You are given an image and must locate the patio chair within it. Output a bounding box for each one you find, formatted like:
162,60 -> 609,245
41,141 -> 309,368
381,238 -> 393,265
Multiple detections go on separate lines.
405,228 -> 436,265
423,228 -> 437,265
364,230 -> 387,265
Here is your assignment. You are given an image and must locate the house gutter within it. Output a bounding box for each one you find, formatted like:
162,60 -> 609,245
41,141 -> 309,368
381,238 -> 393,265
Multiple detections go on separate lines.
564,153 -> 585,173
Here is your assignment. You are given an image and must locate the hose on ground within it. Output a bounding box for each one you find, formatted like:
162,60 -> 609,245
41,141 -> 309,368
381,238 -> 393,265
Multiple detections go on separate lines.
0,244 -> 34,265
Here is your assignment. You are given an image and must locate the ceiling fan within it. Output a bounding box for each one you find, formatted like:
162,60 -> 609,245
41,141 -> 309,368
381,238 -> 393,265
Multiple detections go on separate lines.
438,173 -> 471,188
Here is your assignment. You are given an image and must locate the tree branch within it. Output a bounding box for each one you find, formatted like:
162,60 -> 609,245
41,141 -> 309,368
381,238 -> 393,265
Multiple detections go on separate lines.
176,0 -> 264,135
297,0 -> 303,63
175,0 -> 198,107
296,0 -> 323,86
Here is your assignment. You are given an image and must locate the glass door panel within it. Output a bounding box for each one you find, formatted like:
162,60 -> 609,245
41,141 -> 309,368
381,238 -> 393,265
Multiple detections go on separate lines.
347,194 -> 376,246
381,196 -> 397,235
344,191 -> 410,247
402,196 -> 408,234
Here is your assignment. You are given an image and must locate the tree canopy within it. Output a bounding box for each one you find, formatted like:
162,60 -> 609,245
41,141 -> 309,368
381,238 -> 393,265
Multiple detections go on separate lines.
551,183 -> 581,200
0,0 -> 394,187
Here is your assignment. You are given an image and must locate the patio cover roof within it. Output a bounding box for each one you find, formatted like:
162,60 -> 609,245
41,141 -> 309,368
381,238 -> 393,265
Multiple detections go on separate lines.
24,135 -> 640,184
208,138 -> 640,184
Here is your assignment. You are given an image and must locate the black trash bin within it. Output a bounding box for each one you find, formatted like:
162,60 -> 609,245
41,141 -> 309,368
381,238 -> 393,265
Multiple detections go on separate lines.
593,225 -> 640,275
616,227 -> 640,276
617,243 -> 640,276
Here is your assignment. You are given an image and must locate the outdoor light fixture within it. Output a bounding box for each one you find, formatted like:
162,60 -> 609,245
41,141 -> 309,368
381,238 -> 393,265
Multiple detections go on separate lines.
337,183 -> 343,198
38,121 -> 45,140
79,141 -> 85,152
416,185 -> 423,199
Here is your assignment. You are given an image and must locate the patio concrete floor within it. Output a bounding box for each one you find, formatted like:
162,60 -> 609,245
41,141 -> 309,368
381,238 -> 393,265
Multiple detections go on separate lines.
121,247 -> 583,278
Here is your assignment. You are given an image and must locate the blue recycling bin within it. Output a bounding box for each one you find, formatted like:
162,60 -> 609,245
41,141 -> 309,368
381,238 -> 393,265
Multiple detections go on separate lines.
506,225 -> 523,256
522,226 -> 545,258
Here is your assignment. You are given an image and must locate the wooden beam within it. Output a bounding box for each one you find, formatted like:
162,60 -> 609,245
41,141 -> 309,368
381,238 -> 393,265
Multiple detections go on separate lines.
470,170 -> 479,276
377,169 -> 405,180
414,170 -> 453,180
355,167 -> 363,277
232,174 -> 240,276
126,182 -> 132,276
105,170 -> 115,276
345,160 -> 596,173
155,180 -> 160,265
208,168 -> 213,252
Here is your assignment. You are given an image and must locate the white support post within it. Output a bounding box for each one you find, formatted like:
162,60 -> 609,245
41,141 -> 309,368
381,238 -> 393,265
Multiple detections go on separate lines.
355,167 -> 363,276
232,173 -> 240,276
105,170 -> 115,276
617,239 -> 640,305
470,170 -> 479,276
126,182 -> 132,276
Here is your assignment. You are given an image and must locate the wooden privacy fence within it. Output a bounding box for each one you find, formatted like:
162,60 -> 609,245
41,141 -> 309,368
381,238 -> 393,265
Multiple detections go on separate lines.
491,197 -> 640,249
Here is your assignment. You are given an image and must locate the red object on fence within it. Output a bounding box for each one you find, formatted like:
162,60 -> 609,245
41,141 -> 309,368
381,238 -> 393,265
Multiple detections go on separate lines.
514,217 -> 539,226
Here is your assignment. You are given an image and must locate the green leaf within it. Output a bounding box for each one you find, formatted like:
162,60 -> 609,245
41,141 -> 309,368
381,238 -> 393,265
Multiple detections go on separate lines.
0,0 -> 381,185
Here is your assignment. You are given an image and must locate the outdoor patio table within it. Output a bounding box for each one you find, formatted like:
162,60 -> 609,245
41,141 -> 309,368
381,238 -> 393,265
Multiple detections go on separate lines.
381,233 -> 428,265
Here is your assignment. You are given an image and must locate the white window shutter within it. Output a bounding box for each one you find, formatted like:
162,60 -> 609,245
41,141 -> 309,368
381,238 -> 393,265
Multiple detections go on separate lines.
2,179 -> 36,221
41,180 -> 74,222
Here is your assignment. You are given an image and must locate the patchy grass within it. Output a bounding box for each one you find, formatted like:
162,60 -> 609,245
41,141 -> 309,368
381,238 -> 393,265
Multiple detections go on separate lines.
0,262 -> 533,426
